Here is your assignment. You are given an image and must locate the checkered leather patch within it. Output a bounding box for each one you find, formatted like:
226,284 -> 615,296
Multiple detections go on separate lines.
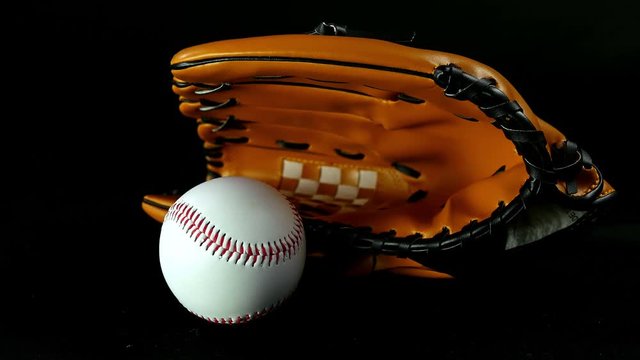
279,159 -> 378,216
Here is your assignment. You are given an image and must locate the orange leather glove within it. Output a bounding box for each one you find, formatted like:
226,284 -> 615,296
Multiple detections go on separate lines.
143,23 -> 615,278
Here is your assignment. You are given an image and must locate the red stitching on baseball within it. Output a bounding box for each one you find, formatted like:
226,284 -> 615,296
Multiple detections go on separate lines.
165,201 -> 303,267
187,298 -> 284,324
166,198 -> 303,323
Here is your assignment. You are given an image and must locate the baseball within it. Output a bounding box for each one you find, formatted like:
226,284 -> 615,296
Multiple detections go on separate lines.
159,176 -> 306,324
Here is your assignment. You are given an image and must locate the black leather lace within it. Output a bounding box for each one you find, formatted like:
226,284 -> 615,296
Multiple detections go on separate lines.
298,35 -> 607,263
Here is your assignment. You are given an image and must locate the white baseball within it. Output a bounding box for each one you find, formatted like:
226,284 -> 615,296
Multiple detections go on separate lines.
159,176 -> 306,324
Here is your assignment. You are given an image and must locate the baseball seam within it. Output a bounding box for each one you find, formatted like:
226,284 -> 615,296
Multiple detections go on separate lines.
187,299 -> 284,324
165,201 -> 304,267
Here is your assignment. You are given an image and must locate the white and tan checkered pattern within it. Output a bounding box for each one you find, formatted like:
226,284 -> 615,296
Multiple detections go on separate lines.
279,159 -> 378,215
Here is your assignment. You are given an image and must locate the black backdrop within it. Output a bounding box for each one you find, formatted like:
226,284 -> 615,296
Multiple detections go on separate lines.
2,1 -> 639,359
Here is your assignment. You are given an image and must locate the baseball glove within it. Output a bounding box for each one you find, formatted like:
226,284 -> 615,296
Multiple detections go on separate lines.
143,23 -> 615,278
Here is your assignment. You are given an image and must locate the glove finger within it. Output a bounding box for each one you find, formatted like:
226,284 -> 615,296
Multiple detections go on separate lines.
141,194 -> 179,222
197,117 -> 522,191
171,34 -> 542,129
178,81 -> 522,188
175,82 -> 449,129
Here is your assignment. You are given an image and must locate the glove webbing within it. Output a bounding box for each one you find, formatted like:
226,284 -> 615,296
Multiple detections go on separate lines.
305,65 -> 604,260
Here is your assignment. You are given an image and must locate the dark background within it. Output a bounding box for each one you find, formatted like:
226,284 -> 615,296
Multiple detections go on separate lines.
2,1 -> 639,359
